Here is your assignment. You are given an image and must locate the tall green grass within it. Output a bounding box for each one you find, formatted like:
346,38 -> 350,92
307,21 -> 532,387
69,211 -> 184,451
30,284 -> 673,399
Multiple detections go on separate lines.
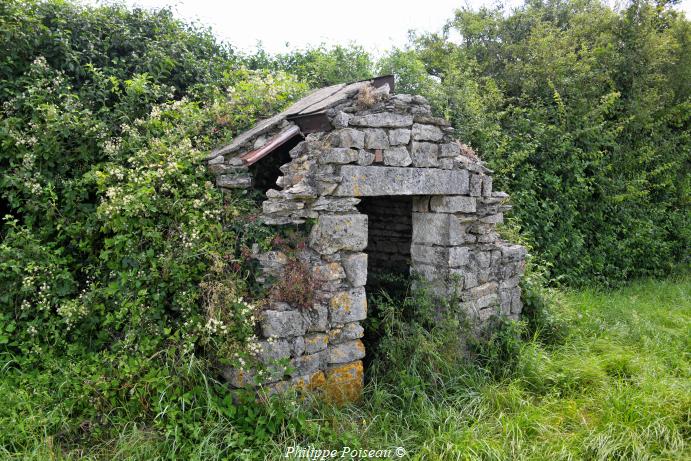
1,277 -> 689,460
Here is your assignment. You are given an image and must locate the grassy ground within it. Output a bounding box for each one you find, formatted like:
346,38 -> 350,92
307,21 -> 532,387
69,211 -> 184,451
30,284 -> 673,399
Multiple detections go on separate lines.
1,276 -> 689,460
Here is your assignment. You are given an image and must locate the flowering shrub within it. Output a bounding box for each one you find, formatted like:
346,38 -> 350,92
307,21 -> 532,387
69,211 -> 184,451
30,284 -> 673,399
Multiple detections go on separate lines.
0,1 -> 307,367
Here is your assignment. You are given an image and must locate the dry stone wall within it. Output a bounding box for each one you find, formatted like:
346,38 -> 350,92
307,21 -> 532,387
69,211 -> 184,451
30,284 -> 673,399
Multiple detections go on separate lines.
207,84 -> 526,401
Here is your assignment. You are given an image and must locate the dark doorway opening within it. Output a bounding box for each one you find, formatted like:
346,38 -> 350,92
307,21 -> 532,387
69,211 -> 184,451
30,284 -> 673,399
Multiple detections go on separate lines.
357,196 -> 414,372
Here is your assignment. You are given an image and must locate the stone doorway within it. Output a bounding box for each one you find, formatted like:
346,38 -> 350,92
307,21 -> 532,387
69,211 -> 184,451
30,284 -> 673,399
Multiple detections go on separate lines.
358,196 -> 413,276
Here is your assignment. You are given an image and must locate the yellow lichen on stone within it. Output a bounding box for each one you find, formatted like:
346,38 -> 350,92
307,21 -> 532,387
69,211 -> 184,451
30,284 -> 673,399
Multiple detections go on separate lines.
324,360 -> 364,404
292,371 -> 326,391
330,291 -> 352,314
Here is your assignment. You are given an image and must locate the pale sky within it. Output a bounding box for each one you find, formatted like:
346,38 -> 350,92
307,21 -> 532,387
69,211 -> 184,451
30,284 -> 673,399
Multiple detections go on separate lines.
86,0 -> 691,55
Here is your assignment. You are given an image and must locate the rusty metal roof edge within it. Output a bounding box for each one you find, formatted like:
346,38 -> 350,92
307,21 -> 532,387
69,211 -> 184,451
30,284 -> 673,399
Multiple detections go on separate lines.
238,125 -> 302,166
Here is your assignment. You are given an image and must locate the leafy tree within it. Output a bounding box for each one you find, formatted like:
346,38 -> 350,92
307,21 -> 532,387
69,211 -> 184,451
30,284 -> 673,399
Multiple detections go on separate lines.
383,0 -> 690,285
246,43 -> 375,87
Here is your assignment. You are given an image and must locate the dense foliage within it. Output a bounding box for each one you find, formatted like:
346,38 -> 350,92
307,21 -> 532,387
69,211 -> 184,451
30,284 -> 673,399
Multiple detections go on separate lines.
379,0 -> 690,285
0,1 -> 309,453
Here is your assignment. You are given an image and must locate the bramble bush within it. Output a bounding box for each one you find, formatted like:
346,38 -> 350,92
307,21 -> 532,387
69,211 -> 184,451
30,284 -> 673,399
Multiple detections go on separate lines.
0,1 -> 312,456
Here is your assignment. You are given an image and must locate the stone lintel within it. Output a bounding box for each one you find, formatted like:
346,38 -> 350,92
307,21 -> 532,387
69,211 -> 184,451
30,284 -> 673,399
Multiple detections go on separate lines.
334,166 -> 469,197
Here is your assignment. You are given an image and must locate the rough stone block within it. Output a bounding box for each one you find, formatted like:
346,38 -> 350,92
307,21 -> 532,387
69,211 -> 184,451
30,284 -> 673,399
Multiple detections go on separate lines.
329,288 -> 367,324
332,111 -> 350,128
304,304 -> 329,332
262,200 -> 304,214
260,310 -> 306,338
290,351 -> 326,377
329,322 -> 364,344
477,304 -> 498,322
429,195 -> 475,213
482,176 -> 493,197
349,113 -> 413,128
510,288 -> 522,314
221,367 -> 256,388
289,336 -> 305,357
258,339 -> 291,363
328,339 -> 366,364
412,123 -> 444,141
473,250 -> 492,269
476,293 -> 498,310
304,333 -> 329,354
389,128 -> 411,145
309,214 -> 368,255
449,246 -> 470,267
312,262 -> 346,282
217,174 -> 252,189
469,174 -> 483,196
357,149 -> 375,166
320,148 -> 359,165
452,268 -> 478,289
439,143 -> 461,158
411,244 -> 448,266
412,212 -> 466,246
411,141 -> 439,167
480,213 -> 503,224
342,253 -> 367,287
291,370 -> 327,392
208,155 -> 224,165
334,166 -> 469,196
330,128 -> 364,149
324,361 -> 364,404
311,197 -> 360,213
468,282 -> 498,300
364,129 -> 389,149
383,146 -> 412,167
412,196 -> 430,212
499,289 -> 512,316
439,158 -> 454,169
499,276 -> 521,290
501,244 -> 527,262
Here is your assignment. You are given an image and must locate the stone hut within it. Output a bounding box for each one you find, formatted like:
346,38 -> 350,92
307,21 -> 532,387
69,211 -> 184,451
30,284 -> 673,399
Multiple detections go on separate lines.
206,76 -> 526,401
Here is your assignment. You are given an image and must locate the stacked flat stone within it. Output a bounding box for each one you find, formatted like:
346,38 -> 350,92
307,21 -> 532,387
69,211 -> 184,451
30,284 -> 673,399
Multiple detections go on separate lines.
208,85 -> 526,400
